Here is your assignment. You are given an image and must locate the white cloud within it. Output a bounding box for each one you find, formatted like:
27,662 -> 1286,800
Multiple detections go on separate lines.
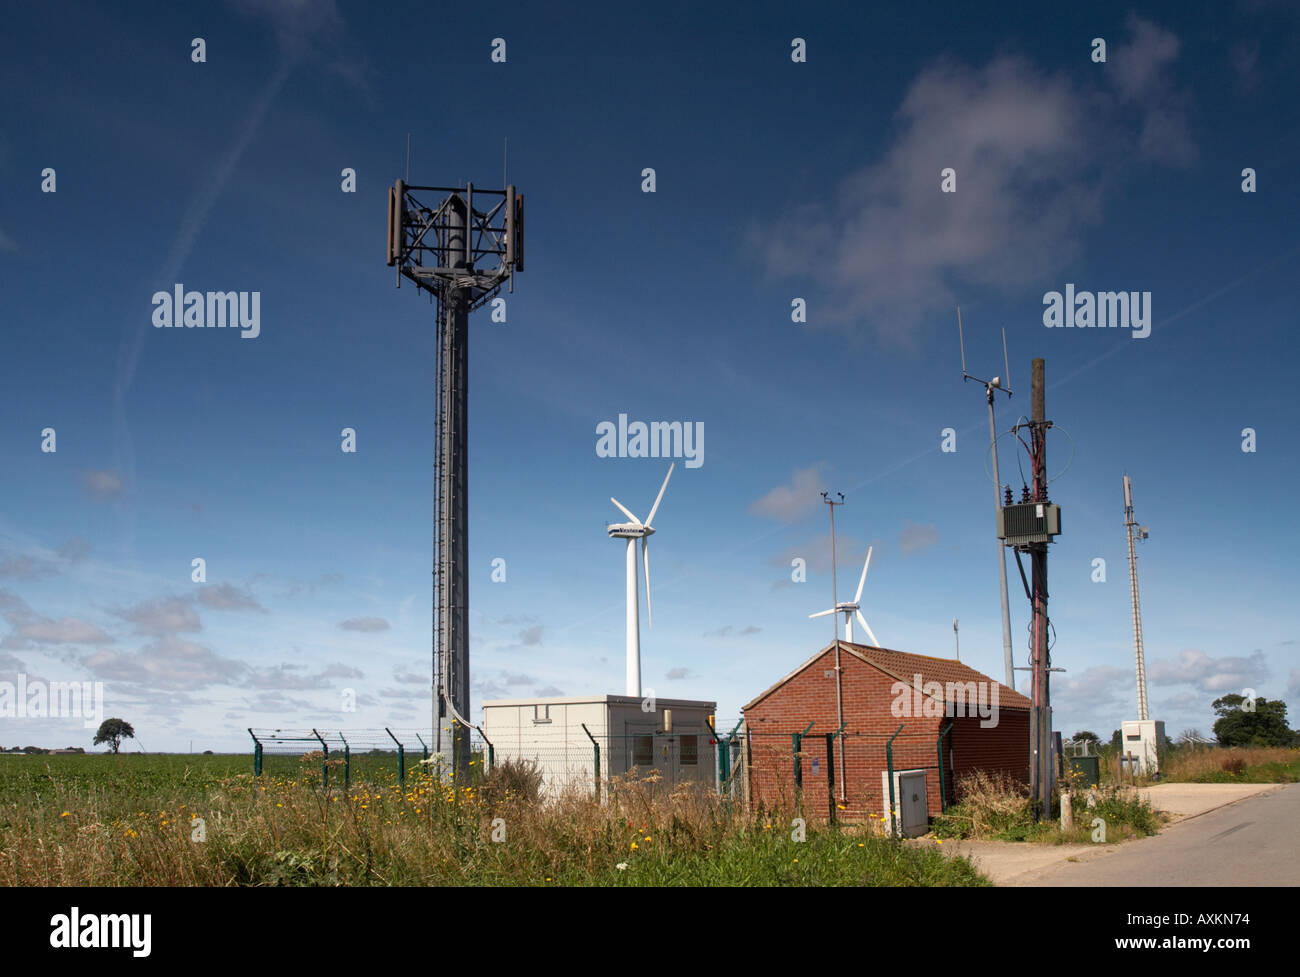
750,20 -> 1194,340
1148,649 -> 1268,694
749,466 -> 827,523
1109,16 -> 1196,165
899,521 -> 940,555
245,662 -> 361,690
197,583 -> 264,612
1053,665 -> 1132,710
82,469 -> 124,501
0,590 -> 114,649
339,616 -> 390,632
111,597 -> 201,635
83,635 -> 244,690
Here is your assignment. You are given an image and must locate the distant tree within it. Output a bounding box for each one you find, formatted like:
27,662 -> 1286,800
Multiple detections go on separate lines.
1072,730 -> 1100,745
1109,729 -> 1123,751
1211,695 -> 1298,748
93,718 -> 135,754
1175,728 -> 1206,747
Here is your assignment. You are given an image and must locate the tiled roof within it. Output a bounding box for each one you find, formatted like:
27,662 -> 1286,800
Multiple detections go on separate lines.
742,641 -> 1031,711
842,642 -> 1030,710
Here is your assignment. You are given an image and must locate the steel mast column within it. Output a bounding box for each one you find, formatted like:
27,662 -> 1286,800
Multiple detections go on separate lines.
436,194 -> 471,770
388,177 -> 523,780
1029,358 -> 1051,816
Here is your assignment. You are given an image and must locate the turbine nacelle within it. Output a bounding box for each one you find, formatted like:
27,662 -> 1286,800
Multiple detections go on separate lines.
808,546 -> 880,647
607,523 -> 655,539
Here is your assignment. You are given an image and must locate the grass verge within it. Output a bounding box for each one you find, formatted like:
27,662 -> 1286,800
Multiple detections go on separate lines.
0,753 -> 987,886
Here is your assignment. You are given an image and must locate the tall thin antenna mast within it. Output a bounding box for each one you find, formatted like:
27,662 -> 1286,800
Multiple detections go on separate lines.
821,491 -> 848,800
957,307 -> 1016,689
1123,475 -> 1150,721
821,492 -> 845,645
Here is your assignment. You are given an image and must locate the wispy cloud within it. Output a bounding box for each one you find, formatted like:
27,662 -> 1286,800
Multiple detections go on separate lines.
245,661 -> 362,690
339,616 -> 390,632
84,634 -> 243,690
111,596 -> 202,635
749,18 -> 1194,340
1109,15 -> 1196,165
1148,649 -> 1268,694
197,583 -> 264,612
82,469 -> 124,502
749,465 -> 827,523
898,521 -> 940,555
0,589 -> 114,649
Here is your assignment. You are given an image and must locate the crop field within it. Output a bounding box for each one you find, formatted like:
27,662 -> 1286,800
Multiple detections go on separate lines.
0,753 -> 988,886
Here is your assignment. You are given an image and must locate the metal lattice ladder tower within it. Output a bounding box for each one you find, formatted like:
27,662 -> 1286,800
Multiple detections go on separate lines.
1123,475 -> 1149,721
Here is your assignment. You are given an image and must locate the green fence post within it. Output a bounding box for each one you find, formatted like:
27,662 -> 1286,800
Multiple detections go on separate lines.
248,729 -> 262,776
581,723 -> 601,801
825,723 -> 845,823
339,732 -> 350,791
475,726 -> 494,775
312,729 -> 329,788
724,719 -> 743,800
385,728 -> 404,786
885,723 -> 904,838
416,732 -> 429,763
706,719 -> 728,792
792,721 -> 815,795
936,722 -> 953,813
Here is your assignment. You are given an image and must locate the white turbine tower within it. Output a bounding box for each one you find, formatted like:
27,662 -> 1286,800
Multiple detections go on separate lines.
809,547 -> 881,647
607,463 -> 674,697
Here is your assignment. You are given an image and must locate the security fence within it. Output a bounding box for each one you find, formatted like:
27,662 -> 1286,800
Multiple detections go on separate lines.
479,720 -> 749,802
744,724 -> 962,832
490,729 -> 718,799
247,727 -> 491,787
248,719 -> 980,834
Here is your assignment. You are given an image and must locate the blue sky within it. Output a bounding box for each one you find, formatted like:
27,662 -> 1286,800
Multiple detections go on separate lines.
2,0 -> 1297,752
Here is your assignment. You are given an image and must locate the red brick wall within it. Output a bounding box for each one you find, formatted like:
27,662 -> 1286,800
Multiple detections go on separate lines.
948,711 -> 1031,793
744,648 -> 1030,823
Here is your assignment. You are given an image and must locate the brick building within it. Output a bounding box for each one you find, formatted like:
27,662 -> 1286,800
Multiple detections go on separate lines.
742,641 -> 1030,829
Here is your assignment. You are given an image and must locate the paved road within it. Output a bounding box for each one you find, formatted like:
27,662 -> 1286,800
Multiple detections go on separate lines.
1019,783 -> 1298,886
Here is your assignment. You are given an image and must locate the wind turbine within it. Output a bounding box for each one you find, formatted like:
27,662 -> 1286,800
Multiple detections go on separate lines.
809,547 -> 881,647
607,463 -> 674,697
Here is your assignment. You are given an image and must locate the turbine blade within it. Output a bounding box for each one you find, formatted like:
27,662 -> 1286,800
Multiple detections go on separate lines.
957,306 -> 967,375
610,497 -> 641,525
642,536 -> 652,628
645,462 -> 674,527
854,546 -> 873,603
1001,326 -> 1013,394
808,609 -> 835,619
856,610 -> 879,648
